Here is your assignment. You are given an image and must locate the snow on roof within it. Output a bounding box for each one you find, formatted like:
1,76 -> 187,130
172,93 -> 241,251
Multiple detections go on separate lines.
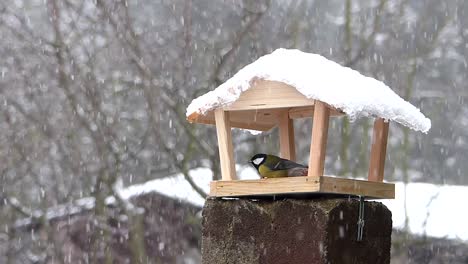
187,48 -> 431,133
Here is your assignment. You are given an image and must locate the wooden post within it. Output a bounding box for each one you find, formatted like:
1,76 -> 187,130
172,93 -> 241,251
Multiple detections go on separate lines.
368,118 -> 390,182
279,111 -> 296,161
308,101 -> 330,177
214,109 -> 236,180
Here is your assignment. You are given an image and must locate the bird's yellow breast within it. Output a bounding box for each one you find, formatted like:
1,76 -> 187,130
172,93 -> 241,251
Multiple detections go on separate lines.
258,165 -> 289,178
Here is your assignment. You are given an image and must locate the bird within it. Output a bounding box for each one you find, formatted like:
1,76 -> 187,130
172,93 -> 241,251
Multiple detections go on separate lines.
249,153 -> 308,178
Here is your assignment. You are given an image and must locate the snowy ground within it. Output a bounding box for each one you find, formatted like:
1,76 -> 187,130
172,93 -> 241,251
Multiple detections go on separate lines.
119,167 -> 468,241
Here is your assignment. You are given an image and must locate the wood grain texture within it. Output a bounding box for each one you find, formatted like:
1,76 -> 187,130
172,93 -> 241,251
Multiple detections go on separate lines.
288,105 -> 344,119
187,105 -> 345,130
224,80 -> 315,111
279,111 -> 296,161
210,176 -> 395,199
319,176 -> 394,198
186,80 -> 346,131
214,109 -> 236,180
308,101 -> 330,177
210,176 -> 320,196
368,118 -> 390,182
187,109 -> 280,131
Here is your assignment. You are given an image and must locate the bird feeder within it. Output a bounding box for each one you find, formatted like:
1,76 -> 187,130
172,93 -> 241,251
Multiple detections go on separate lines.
186,49 -> 431,199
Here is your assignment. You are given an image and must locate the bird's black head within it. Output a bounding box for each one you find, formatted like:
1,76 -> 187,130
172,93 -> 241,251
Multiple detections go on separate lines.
249,153 -> 267,170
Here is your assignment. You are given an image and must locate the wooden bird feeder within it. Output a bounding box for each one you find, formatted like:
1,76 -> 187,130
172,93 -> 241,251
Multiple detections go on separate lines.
186,49 -> 431,199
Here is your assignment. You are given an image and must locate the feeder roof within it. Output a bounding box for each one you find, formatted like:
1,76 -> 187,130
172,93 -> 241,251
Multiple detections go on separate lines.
186,48 -> 431,133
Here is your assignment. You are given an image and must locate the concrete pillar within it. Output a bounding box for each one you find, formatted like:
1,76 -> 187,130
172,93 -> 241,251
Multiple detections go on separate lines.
202,198 -> 392,264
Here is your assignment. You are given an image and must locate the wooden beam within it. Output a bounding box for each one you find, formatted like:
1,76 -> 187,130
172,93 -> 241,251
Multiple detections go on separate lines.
288,106 -> 345,119
279,111 -> 296,161
188,106 -> 344,131
187,109 -> 283,131
188,113 -> 276,131
210,176 -> 395,199
211,176 -> 320,197
368,118 -> 390,182
214,109 -> 236,180
308,101 -> 330,177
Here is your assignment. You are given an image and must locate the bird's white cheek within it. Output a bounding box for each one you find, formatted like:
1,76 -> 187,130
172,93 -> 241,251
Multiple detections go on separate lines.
253,157 -> 264,165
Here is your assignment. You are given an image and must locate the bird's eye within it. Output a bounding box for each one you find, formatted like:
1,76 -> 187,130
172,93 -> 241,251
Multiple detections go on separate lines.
252,157 -> 264,165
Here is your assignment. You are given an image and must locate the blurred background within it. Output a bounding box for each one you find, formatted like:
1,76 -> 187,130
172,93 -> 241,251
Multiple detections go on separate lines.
0,0 -> 467,263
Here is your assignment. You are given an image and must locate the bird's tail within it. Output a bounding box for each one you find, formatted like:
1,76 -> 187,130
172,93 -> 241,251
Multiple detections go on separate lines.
288,167 -> 309,177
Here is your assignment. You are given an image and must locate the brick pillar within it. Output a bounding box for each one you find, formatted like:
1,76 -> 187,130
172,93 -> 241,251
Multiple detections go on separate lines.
202,198 -> 392,264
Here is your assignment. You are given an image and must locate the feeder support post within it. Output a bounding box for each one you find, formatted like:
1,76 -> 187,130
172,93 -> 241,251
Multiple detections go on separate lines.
279,111 -> 296,161
308,101 -> 330,177
214,109 -> 236,180
368,118 -> 390,182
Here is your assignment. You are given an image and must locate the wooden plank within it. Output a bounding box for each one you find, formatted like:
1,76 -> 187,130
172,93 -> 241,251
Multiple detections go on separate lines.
320,176 -> 395,199
308,101 -> 330,177
279,111 -> 296,161
224,80 -> 315,111
188,105 -> 345,130
210,176 -> 321,196
214,109 -> 236,180
209,176 -> 395,199
368,118 -> 390,182
188,111 -> 276,131
288,106 -> 345,119
188,108 -> 286,131
188,105 -> 344,128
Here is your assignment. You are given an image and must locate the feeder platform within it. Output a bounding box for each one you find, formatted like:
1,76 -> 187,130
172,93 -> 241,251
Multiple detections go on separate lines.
210,176 -> 395,199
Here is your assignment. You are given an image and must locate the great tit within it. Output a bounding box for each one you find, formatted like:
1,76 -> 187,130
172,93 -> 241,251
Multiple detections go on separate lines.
249,153 -> 308,178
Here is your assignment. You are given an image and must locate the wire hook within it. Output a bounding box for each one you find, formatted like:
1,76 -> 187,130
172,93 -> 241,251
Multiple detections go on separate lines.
357,196 -> 365,242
